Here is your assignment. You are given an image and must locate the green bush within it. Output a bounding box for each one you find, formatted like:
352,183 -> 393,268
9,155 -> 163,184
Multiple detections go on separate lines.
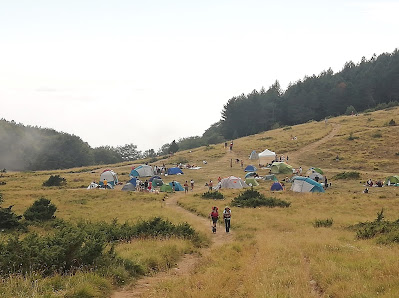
372,131 -> 382,138
333,171 -> 360,180
347,132 -> 359,140
231,189 -> 290,208
313,218 -> 333,228
42,175 -> 66,187
23,197 -> 57,221
389,119 -> 396,126
0,206 -> 23,229
201,191 -> 224,200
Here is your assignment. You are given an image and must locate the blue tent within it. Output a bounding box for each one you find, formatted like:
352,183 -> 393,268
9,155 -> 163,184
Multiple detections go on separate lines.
128,177 -> 137,187
169,181 -> 184,191
167,167 -> 184,175
270,182 -> 284,191
291,176 -> 325,193
149,175 -> 161,182
244,165 -> 257,172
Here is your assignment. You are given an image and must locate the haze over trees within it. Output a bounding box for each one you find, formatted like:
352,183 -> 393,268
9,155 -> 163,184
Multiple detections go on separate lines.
1,49 -> 398,170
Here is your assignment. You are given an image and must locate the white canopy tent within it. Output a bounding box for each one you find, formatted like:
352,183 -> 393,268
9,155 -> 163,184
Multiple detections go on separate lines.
258,149 -> 276,165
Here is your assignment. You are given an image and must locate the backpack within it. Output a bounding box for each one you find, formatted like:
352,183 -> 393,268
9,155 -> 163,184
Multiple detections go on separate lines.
224,209 -> 231,219
211,210 -> 219,218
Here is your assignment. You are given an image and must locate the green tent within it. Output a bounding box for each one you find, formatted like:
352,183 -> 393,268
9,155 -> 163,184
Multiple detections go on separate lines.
270,162 -> 293,174
152,178 -> 163,187
385,175 -> 399,186
245,178 -> 259,186
160,184 -> 173,192
263,174 -> 278,181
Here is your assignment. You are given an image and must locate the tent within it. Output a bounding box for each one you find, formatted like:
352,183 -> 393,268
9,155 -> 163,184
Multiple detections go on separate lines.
245,172 -> 257,178
169,181 -> 184,191
258,149 -> 276,165
385,175 -> 399,186
306,167 -> 324,176
220,176 -> 248,189
271,182 -> 284,191
127,177 -> 138,187
121,182 -> 136,191
270,162 -> 293,174
167,167 -> 184,175
263,174 -> 278,181
245,178 -> 259,186
130,165 -> 154,177
99,169 -> 118,187
160,184 -> 173,192
87,182 -> 99,189
291,176 -> 325,193
152,178 -> 163,187
249,150 -> 259,160
149,175 -> 161,182
308,172 -> 324,183
244,165 -> 257,172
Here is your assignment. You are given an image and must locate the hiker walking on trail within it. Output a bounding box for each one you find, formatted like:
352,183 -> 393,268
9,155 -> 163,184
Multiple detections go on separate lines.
210,206 -> 219,233
223,206 -> 231,233
184,181 -> 189,193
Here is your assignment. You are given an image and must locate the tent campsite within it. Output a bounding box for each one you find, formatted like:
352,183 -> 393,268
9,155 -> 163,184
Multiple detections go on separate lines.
99,169 -> 118,188
270,162 -> 293,174
130,165 -> 154,177
258,149 -> 276,165
167,167 -> 184,175
169,181 -> 184,191
121,183 -> 136,191
245,178 -> 259,186
244,165 -> 257,172
249,150 -> 259,160
221,176 -> 248,189
291,176 -> 325,193
270,182 -> 284,191
385,175 -> 399,186
263,174 -> 278,181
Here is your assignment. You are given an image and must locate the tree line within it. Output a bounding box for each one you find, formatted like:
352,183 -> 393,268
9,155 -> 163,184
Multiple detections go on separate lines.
2,49 -> 398,170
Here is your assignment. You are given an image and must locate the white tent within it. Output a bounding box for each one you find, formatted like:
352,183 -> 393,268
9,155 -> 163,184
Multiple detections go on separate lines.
249,150 -> 259,160
258,149 -> 276,165
100,169 -> 118,186
130,165 -> 154,177
220,176 -> 248,189
87,182 -> 99,189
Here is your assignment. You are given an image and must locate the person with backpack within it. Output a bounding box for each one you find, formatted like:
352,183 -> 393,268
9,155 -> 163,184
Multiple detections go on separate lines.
209,206 -> 219,233
223,206 -> 231,233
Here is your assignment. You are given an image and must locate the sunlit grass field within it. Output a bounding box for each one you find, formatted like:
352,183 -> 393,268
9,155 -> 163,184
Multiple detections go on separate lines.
1,107 -> 399,297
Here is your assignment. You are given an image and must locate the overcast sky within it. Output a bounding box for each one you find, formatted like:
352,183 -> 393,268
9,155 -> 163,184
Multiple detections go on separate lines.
1,0 -> 398,151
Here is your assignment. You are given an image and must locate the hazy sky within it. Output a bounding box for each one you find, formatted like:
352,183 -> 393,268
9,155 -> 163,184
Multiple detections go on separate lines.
1,0 -> 398,151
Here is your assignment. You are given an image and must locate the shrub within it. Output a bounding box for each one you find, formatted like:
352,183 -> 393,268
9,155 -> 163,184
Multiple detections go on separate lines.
23,197 -> 57,221
283,126 -> 292,130
201,191 -> 224,200
333,171 -> 360,180
372,131 -> 382,138
389,119 -> 396,126
42,175 -> 66,187
231,189 -> 290,208
204,145 -> 215,151
0,205 -> 23,229
313,218 -> 333,228
347,132 -> 359,140
345,105 -> 356,115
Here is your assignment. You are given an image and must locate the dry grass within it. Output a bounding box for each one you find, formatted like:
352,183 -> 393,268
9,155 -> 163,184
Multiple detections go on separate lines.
1,107 -> 399,297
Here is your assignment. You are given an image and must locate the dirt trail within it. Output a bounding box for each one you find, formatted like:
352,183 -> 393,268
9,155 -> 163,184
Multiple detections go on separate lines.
111,193 -> 233,298
286,123 -> 341,164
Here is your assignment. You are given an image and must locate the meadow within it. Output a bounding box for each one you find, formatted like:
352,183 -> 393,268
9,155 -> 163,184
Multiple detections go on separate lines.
0,107 -> 399,297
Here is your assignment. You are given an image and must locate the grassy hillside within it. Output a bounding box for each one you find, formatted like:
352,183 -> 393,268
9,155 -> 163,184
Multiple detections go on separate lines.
0,107 -> 399,297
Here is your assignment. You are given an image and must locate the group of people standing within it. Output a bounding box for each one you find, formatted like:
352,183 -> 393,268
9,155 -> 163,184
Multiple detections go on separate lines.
210,206 -> 232,233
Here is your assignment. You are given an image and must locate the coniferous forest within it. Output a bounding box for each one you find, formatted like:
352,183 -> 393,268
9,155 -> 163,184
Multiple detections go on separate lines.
1,49 -> 398,170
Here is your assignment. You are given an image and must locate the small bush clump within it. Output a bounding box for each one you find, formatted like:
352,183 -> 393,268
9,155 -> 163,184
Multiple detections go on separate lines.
201,191 -> 224,200
372,132 -> 382,138
23,197 -> 57,221
347,132 -> 359,140
388,119 -> 396,126
313,218 -> 333,228
42,175 -> 66,187
333,171 -> 360,180
231,189 -> 290,208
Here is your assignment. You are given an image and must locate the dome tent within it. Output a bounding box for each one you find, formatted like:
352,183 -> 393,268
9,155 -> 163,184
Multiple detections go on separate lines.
291,176 -> 324,193
245,178 -> 259,186
167,167 -> 184,175
99,169 -> 118,187
130,165 -> 154,177
244,165 -> 257,172
221,176 -> 248,189
270,162 -> 293,174
249,150 -> 259,160
271,182 -> 284,191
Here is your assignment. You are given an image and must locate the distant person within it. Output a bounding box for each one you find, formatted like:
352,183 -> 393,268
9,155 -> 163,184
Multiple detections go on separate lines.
224,142 -> 227,148
223,206 -> 231,233
172,181 -> 176,192
241,160 -> 243,168
190,179 -> 195,190
103,179 -> 108,189
324,176 -> 328,188
209,206 -> 219,233
208,180 -> 213,191
184,181 -> 189,193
